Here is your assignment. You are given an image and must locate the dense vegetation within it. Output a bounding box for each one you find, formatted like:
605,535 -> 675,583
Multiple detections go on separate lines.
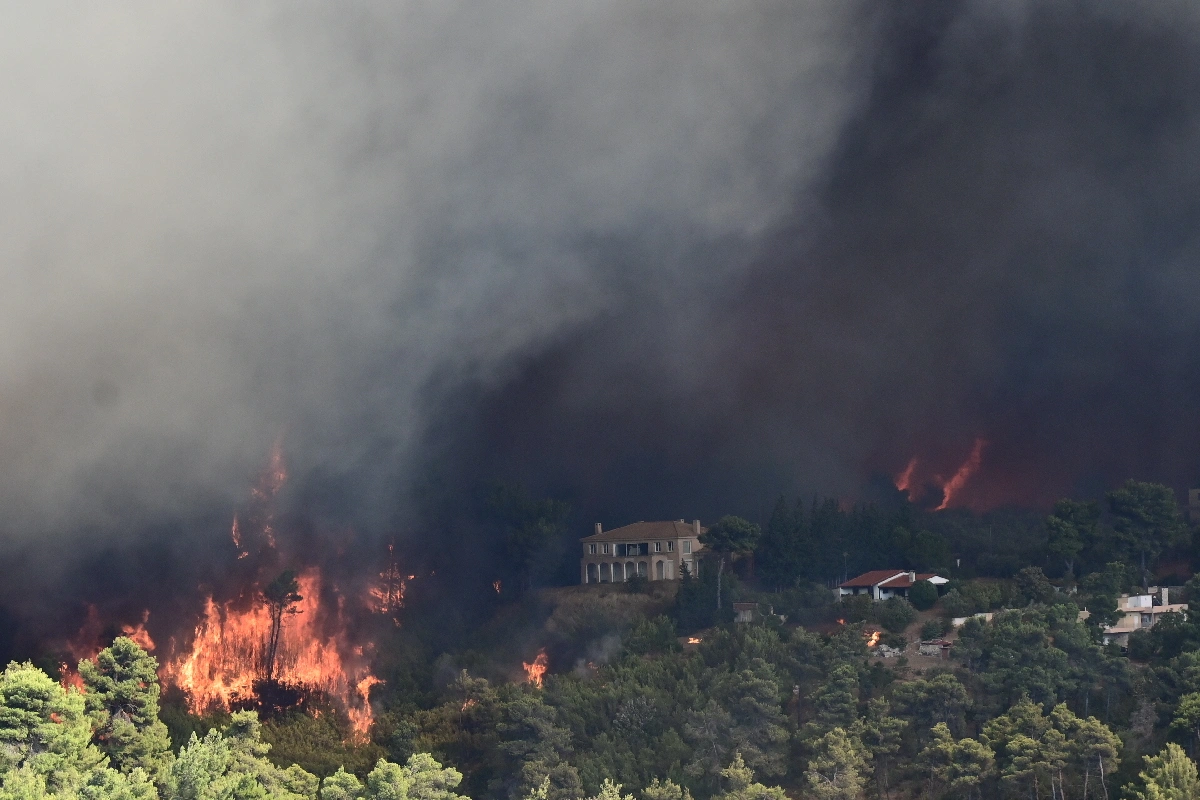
8,479 -> 1200,800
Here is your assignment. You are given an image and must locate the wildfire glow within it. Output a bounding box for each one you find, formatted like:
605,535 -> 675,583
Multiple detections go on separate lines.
936,438 -> 986,511
892,436 -> 988,511
866,631 -> 880,647
121,611 -> 156,652
368,542 -> 405,620
60,606 -> 156,689
686,637 -> 702,644
523,649 -> 548,688
161,568 -> 380,738
894,457 -> 918,499
493,580 -> 502,594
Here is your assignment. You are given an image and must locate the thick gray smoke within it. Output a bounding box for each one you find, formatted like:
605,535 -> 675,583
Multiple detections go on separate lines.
7,0 -> 1200,615
0,3 -> 873,552
434,0 -> 1200,524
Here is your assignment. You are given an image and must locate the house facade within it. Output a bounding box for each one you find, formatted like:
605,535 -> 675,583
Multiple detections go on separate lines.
839,570 -> 949,600
1101,588 -> 1187,648
580,520 -> 705,584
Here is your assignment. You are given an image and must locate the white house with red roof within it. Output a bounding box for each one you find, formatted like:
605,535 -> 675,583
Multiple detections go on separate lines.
839,569 -> 949,600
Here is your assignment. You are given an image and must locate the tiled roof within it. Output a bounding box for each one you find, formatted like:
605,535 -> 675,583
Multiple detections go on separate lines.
581,520 -> 706,542
840,570 -> 943,588
840,570 -> 908,588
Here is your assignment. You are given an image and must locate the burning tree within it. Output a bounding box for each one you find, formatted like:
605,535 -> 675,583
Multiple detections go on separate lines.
263,569 -> 302,684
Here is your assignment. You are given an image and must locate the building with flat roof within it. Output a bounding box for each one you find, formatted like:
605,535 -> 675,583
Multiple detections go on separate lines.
580,520 -> 705,584
1101,588 -> 1187,648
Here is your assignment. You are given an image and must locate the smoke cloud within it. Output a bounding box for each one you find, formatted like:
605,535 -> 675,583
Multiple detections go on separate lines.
6,1 -> 1200,631
0,2 -> 871,548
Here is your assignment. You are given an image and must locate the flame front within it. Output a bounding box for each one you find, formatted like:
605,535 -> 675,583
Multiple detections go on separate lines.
935,438 -> 986,511
523,649 -> 548,688
161,568 -> 379,738
866,630 -> 880,647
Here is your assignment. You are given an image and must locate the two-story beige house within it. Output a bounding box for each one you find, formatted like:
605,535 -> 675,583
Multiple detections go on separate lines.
580,520 -> 705,584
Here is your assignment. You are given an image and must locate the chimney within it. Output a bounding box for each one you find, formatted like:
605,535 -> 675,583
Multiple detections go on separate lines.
908,571 -> 916,582
595,523 -> 602,536
693,519 -> 701,535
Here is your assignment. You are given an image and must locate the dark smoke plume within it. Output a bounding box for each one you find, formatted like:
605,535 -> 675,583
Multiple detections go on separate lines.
4,2 -> 1200,643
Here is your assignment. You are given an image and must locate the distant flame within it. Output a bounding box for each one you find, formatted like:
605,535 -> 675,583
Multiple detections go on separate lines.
893,436 -> 987,511
231,515 -> 248,559
523,649 -> 548,688
894,458 -> 918,499
837,619 -> 845,625
493,580 -> 502,594
461,698 -> 476,712
686,637 -> 702,644
936,438 -> 986,511
368,542 -> 405,621
866,631 -> 880,647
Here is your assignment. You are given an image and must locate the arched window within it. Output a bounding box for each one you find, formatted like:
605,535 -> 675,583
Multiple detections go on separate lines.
637,561 -> 646,577
600,563 -> 611,583
626,561 -> 636,580
655,561 -> 665,580
587,563 -> 599,584
613,563 -> 624,582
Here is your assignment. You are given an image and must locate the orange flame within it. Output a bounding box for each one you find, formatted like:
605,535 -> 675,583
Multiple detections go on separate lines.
161,568 -> 379,738
866,631 -> 880,647
523,649 -> 548,688
686,637 -> 702,644
894,457 -> 918,499
461,698 -> 476,712
368,542 -> 405,619
121,610 -> 156,652
936,438 -> 986,511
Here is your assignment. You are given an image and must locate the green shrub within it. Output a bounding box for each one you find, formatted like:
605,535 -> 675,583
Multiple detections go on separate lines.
921,618 -> 950,640
840,594 -> 875,623
876,597 -> 917,633
909,580 -> 939,610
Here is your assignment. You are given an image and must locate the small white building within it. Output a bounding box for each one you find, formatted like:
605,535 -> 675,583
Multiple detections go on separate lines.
839,570 -> 949,600
1102,587 -> 1187,648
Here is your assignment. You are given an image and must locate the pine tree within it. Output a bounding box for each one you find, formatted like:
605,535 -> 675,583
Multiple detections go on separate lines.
805,728 -> 867,800
78,636 -> 174,782
1125,743 -> 1200,800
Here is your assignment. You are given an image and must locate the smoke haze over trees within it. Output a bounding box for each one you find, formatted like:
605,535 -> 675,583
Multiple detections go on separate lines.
5,2 -> 1200,624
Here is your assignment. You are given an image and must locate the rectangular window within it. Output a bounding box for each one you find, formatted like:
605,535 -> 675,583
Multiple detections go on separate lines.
589,544 -> 597,554
616,543 -> 627,557
602,543 -> 609,554
654,542 -> 662,552
667,541 -> 674,552
683,540 -> 692,554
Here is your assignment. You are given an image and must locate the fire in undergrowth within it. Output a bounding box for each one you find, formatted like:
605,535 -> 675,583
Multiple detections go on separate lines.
523,649 -> 548,688
161,567 -> 380,738
866,630 -> 880,647
160,442 -> 382,739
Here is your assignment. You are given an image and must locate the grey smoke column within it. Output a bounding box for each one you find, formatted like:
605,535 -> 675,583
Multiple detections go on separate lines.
0,2 -> 873,551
